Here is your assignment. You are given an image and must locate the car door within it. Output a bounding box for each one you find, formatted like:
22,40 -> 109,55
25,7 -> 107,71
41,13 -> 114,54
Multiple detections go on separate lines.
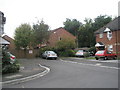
106,51 -> 112,59
43,51 -> 47,58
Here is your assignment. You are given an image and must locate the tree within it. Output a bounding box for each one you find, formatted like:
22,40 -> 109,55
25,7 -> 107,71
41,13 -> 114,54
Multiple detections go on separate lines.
56,38 -> 76,51
14,23 -> 33,50
92,15 -> 112,32
56,38 -> 76,57
33,20 -> 50,46
78,18 -> 93,47
63,18 -> 82,36
78,15 -> 112,48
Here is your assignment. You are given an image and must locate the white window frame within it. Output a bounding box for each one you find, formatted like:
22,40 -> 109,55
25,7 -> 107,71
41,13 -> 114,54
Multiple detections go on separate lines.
107,31 -> 112,40
108,45 -> 113,51
99,33 -> 103,38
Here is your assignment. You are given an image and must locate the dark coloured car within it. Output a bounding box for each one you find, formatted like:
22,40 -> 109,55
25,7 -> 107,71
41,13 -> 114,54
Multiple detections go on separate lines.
95,50 -> 117,60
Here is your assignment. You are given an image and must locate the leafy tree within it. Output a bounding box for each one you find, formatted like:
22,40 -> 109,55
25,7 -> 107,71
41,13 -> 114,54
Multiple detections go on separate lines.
78,15 -> 112,48
33,20 -> 50,47
56,38 -> 76,51
63,18 -> 82,36
92,15 -> 112,32
78,18 -> 93,47
14,23 -> 33,50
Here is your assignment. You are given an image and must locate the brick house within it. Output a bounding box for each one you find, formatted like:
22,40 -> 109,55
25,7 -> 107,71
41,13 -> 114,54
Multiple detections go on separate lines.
95,16 -> 120,56
47,27 -> 76,47
2,35 -> 39,58
2,35 -> 15,52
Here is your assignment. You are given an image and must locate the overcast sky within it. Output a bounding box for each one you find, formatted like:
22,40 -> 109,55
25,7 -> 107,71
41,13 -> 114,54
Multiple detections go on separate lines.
0,0 -> 119,38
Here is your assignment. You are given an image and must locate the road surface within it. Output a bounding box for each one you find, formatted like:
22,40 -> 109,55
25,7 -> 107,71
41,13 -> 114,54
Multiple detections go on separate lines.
3,58 -> 119,88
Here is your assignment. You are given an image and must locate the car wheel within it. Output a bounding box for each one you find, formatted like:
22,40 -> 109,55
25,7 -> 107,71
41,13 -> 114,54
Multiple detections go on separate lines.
42,57 -> 45,59
113,56 -> 117,60
104,56 -> 108,60
46,57 -> 48,60
95,57 -> 98,60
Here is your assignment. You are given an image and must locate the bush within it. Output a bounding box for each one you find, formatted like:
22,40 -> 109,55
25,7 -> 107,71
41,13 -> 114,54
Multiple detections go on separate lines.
84,52 -> 90,57
2,48 -> 20,74
56,39 -> 76,50
89,47 -> 96,55
58,49 -> 75,57
2,61 -> 20,74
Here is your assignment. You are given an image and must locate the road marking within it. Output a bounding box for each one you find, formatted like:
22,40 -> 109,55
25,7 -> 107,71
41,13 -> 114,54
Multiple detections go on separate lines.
88,59 -> 118,63
21,85 -> 25,88
5,75 -> 23,79
60,59 -> 119,70
95,63 -> 101,66
2,64 -> 50,85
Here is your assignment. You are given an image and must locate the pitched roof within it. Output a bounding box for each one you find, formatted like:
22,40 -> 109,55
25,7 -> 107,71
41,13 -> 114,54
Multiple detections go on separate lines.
50,27 -> 76,39
50,27 -> 64,32
95,16 -> 120,34
0,37 -> 10,45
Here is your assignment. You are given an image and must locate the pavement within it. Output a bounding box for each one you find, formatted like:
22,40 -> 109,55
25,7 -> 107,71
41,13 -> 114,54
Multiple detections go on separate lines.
2,58 -> 50,85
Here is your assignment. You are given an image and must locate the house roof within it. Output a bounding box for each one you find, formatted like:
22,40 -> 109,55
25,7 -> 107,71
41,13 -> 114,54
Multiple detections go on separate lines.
50,27 -> 64,33
49,27 -> 76,39
2,34 -> 14,41
0,37 -> 10,45
95,42 -> 104,47
95,16 -> 120,34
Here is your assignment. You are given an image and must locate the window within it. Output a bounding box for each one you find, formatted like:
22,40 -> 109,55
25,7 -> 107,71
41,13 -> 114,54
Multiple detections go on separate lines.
59,37 -> 62,41
107,31 -> 112,40
99,33 -> 103,38
96,51 -> 104,54
108,45 -> 113,51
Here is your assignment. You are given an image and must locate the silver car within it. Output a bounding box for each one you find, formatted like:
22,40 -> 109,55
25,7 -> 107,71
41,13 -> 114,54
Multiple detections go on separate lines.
75,50 -> 89,57
42,51 -> 57,60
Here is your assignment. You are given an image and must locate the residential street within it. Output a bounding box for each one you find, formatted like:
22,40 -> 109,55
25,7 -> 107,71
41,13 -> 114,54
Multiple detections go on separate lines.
3,58 -> 118,88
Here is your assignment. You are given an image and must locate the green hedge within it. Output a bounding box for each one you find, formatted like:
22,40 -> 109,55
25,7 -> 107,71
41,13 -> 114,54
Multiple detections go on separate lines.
58,49 -> 75,57
2,63 -> 20,74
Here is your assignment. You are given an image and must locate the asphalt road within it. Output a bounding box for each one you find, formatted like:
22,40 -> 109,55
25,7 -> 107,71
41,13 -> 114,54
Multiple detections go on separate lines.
3,58 -> 119,88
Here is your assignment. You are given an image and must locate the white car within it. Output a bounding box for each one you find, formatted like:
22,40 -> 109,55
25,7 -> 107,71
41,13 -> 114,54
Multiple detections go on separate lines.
75,50 -> 89,57
42,51 -> 57,60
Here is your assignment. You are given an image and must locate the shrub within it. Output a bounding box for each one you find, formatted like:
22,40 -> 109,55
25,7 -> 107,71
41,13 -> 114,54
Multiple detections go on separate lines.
56,39 -> 76,50
58,49 -> 75,57
84,52 -> 90,57
2,60 -> 20,74
89,47 -> 96,55
2,48 -> 20,74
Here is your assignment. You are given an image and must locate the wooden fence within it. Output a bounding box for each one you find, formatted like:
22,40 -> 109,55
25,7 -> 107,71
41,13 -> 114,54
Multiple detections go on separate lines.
9,49 -> 40,59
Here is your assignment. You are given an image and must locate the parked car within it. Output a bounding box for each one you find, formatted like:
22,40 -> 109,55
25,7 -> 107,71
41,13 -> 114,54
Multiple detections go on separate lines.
95,50 -> 117,60
42,51 -> 58,60
2,52 -> 16,64
75,50 -> 89,57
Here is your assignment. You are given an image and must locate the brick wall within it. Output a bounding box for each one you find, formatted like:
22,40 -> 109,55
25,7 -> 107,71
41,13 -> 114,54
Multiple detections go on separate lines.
96,30 -> 120,56
48,28 -> 76,47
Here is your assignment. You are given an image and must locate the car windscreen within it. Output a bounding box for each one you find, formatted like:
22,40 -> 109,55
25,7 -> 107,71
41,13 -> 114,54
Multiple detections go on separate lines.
96,51 -> 104,54
77,50 -> 83,52
48,51 -> 56,54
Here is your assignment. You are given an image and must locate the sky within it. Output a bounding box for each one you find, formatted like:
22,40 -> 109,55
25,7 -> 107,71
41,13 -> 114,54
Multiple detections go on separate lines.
0,0 -> 119,38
